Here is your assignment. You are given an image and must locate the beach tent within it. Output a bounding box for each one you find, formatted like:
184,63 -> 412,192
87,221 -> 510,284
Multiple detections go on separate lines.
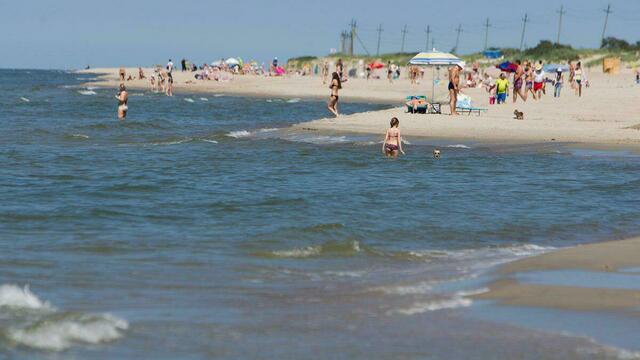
497,61 -> 518,73
368,62 -> 384,69
409,51 -> 465,101
483,50 -> 502,59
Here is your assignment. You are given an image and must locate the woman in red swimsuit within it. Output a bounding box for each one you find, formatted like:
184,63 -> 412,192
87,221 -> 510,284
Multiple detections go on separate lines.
382,117 -> 405,158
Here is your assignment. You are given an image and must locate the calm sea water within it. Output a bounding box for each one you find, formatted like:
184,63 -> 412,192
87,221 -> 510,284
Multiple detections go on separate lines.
1,69 -> 640,359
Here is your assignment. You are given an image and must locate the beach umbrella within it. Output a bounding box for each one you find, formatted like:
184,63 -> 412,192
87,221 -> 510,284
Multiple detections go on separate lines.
483,66 -> 502,77
497,61 -> 518,73
409,51 -> 465,101
225,58 -> 240,66
368,62 -> 384,69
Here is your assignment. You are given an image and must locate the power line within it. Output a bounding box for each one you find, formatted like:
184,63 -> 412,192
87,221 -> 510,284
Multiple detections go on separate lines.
424,25 -> 432,52
400,25 -> 408,52
556,5 -> 566,44
483,18 -> 491,51
520,13 -> 529,52
453,24 -> 463,54
601,3 -> 612,48
376,24 -> 383,56
349,19 -> 357,56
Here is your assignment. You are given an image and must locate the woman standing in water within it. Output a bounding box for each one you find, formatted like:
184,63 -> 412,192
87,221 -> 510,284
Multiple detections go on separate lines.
116,84 -> 128,120
382,117 -> 405,158
327,72 -> 341,117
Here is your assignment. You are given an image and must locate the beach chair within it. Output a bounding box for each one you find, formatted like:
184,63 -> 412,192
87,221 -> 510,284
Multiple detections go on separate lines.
455,94 -> 487,116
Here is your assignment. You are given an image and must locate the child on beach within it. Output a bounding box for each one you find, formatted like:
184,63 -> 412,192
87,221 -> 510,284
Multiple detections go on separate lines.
495,73 -> 509,104
382,117 -> 405,158
554,68 -> 564,98
533,64 -> 545,100
482,74 -> 496,104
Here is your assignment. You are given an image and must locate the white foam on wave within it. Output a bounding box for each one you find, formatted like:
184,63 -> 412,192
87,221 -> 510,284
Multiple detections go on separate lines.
446,144 -> 470,149
149,138 -> 192,146
199,97 -> 209,101
287,98 -> 301,103
323,271 -> 365,278
408,243 -> 555,261
290,135 -> 348,145
77,90 -> 96,96
0,284 -> 51,310
201,139 -> 218,144
70,134 -> 90,139
213,94 -> 225,97
374,281 -> 434,295
226,130 -> 252,138
258,128 -> 280,133
8,313 -> 128,351
0,284 -> 128,351
20,97 -> 30,102
272,246 -> 322,258
388,288 -> 488,315
184,98 -> 195,103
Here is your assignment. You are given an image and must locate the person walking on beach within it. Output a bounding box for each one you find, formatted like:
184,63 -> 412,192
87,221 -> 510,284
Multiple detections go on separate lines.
495,73 -> 509,104
533,64 -> 545,100
574,61 -> 585,97
568,61 -> 576,90
327,72 -> 341,117
119,67 -> 126,82
387,61 -> 393,83
554,68 -> 564,98
167,59 -> 174,74
382,117 -> 405,158
512,60 -> 526,103
115,84 -> 128,120
524,63 -> 536,100
448,63 -> 463,115
181,58 -> 186,72
322,61 -> 329,84
336,59 -> 344,80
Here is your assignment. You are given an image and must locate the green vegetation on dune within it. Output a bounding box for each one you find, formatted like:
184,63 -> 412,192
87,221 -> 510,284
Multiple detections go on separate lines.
287,38 -> 639,68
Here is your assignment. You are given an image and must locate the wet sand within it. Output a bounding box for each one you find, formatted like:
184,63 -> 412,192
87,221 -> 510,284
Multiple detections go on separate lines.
474,237 -> 640,311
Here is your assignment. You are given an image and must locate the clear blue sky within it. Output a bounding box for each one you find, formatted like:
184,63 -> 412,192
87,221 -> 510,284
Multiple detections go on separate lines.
1,0 -> 638,69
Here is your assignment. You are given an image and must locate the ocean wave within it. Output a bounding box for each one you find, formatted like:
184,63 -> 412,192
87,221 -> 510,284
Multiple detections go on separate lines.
7,312 -> 128,351
77,90 -> 96,96
148,137 -> 193,146
373,281 -> 434,295
199,97 -> 209,101
20,97 -> 30,102
285,135 -> 349,145
184,98 -> 195,103
213,94 -> 225,97
0,284 -> 51,310
258,128 -> 280,133
226,130 -> 252,138
286,98 -> 301,103
446,144 -> 470,149
256,240 -> 362,259
387,288 -> 487,315
66,133 -> 90,139
0,284 -> 128,351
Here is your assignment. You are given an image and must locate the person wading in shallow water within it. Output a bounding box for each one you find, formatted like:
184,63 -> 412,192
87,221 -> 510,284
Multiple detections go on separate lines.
382,117 -> 405,158
116,83 -> 128,120
327,72 -> 342,117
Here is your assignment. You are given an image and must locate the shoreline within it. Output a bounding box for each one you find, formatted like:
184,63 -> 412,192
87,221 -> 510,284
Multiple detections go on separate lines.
80,67 -> 640,150
472,236 -> 640,311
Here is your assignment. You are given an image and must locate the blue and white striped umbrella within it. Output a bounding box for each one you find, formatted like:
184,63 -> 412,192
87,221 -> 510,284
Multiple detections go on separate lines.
409,51 -> 465,67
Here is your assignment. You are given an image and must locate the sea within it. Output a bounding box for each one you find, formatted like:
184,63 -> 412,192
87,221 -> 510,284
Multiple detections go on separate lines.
1,69 -> 640,359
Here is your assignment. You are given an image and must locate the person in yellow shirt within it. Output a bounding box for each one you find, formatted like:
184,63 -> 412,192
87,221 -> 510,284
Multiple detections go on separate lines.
495,73 -> 510,104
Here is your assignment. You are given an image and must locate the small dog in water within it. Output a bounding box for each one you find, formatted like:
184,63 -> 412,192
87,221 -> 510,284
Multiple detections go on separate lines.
514,109 -> 524,120
433,149 -> 441,159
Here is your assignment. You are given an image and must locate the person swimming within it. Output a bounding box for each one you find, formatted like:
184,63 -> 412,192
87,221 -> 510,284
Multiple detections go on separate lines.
382,117 -> 405,158
116,83 -> 128,120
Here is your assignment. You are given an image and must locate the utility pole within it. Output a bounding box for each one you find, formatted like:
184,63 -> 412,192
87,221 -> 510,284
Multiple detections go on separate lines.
453,24 -> 463,54
339,32 -> 346,54
483,18 -> 491,51
424,25 -> 432,52
520,13 -> 529,52
401,25 -> 408,53
349,19 -> 357,56
601,4 -> 612,48
556,5 -> 566,44
376,24 -> 383,56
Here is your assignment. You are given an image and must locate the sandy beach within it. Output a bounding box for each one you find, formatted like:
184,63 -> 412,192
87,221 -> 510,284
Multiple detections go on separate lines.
82,66 -> 640,148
